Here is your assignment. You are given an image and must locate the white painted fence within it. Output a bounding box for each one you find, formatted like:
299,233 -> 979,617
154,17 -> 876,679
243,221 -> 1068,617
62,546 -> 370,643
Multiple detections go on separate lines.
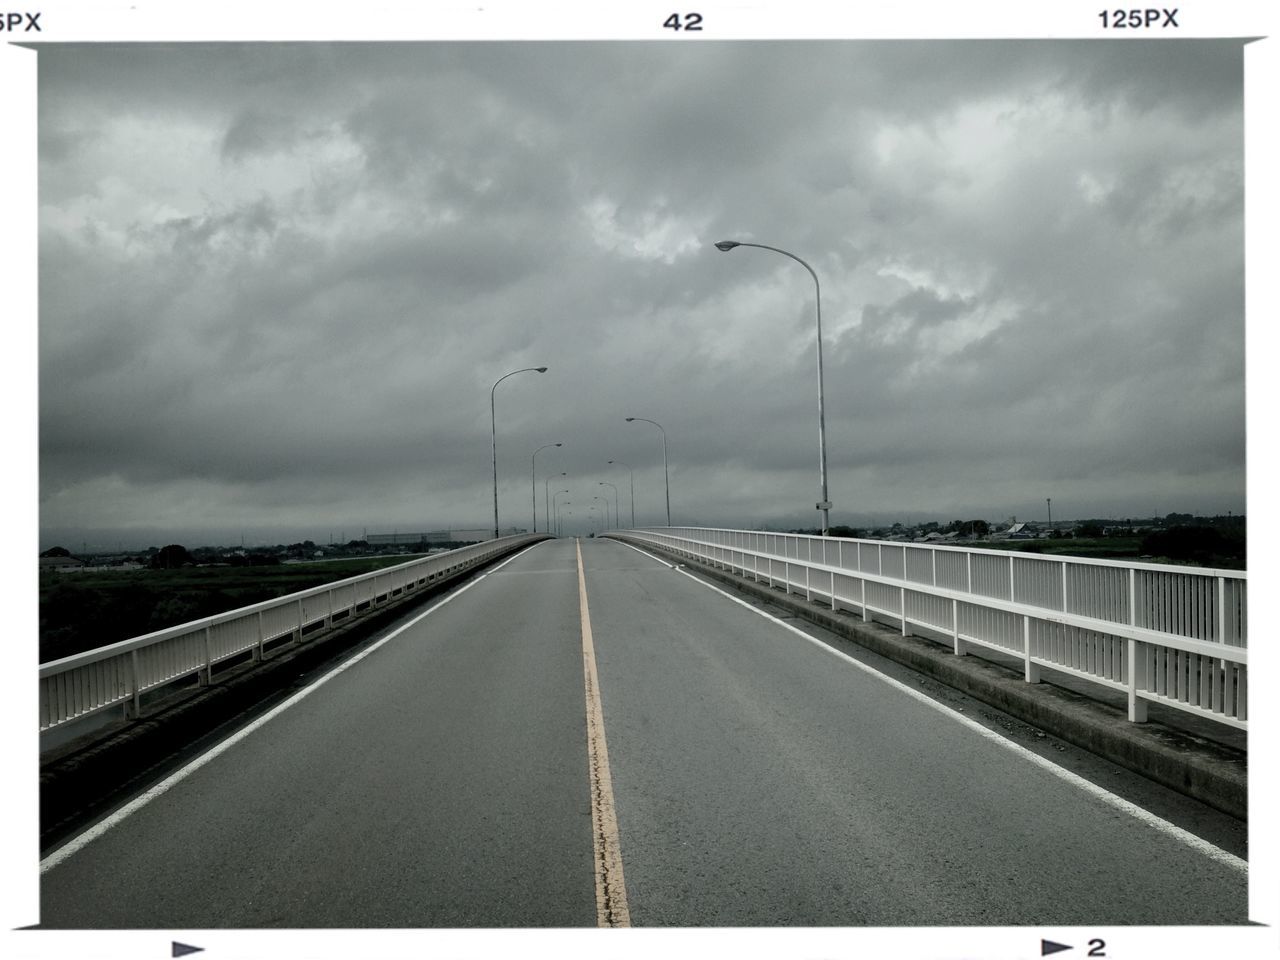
39,535 -> 546,733
613,527 -> 1247,730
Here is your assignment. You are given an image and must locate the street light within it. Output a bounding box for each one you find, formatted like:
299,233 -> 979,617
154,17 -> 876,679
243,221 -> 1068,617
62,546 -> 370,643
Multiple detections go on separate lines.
546,471 -> 566,535
531,442 -> 563,533
599,481 -> 619,531
553,490 -> 570,537
715,239 -> 831,536
593,495 -> 610,530
491,366 -> 548,540
607,459 -> 635,528
626,417 -> 670,527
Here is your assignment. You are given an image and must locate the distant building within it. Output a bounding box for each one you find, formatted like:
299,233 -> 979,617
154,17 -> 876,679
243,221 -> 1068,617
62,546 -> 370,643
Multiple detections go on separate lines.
992,522 -> 1038,541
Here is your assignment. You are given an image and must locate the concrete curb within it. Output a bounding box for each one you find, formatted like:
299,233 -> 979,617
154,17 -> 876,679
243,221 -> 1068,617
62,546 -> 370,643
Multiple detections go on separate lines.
616,537 -> 1247,820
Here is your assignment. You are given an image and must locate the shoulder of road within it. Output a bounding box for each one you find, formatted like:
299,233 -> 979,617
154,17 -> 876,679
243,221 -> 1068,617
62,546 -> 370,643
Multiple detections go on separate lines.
605,534 -> 1246,821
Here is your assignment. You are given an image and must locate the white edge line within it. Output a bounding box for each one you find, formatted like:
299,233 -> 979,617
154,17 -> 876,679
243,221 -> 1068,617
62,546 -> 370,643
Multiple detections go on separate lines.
40,542 -> 546,873
616,540 -> 1247,876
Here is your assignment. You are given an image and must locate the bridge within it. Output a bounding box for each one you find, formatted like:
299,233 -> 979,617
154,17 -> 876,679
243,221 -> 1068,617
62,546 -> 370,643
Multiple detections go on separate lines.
35,530 -> 1250,928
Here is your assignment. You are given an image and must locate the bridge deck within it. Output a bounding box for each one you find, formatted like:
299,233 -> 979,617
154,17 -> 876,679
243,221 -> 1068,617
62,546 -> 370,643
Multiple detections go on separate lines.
38,538 -> 1247,928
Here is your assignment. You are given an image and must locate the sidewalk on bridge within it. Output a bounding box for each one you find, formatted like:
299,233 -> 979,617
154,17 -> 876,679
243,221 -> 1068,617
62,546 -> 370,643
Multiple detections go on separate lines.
629,540 -> 1247,821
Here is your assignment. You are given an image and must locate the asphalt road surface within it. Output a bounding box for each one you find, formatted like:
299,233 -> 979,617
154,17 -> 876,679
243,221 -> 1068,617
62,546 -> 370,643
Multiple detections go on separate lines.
39,538 -> 1248,928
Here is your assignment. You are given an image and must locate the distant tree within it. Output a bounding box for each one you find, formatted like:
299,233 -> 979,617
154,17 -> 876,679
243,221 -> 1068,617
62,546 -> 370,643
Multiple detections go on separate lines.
150,544 -> 194,569
827,525 -> 864,538
1141,526 -> 1244,566
40,546 -> 72,558
1076,522 -> 1105,539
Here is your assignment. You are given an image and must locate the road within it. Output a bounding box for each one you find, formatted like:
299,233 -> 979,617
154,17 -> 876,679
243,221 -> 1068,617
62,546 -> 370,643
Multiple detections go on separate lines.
39,537 -> 1248,927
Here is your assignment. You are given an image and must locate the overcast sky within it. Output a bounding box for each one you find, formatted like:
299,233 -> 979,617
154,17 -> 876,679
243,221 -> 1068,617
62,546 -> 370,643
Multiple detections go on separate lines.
35,39 -> 1248,548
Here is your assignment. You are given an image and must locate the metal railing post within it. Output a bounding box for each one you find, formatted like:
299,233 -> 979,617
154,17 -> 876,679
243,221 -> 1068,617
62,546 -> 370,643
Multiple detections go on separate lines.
952,598 -> 965,656
253,610 -> 264,662
126,649 -> 141,719
1023,615 -> 1039,683
199,625 -> 213,686
1128,638 -> 1148,722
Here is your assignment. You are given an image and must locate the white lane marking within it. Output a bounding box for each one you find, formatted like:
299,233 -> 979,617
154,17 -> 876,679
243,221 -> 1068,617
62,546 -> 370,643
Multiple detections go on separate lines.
40,543 -> 548,873
617,541 -> 1247,875
610,538 -> 678,568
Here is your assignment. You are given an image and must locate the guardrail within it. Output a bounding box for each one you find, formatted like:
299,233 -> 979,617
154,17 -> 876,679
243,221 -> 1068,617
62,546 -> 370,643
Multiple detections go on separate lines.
611,527 -> 1247,730
39,534 -> 549,733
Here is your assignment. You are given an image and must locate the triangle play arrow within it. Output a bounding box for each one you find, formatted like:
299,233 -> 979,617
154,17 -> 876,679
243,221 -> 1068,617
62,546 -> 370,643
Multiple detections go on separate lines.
172,943 -> 204,958
1041,941 -> 1072,956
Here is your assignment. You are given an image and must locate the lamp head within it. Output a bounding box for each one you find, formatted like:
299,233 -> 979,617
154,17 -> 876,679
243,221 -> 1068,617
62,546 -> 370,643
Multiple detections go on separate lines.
714,241 -> 740,252
555,442 -> 562,447
535,366 -> 548,373
625,417 -> 635,422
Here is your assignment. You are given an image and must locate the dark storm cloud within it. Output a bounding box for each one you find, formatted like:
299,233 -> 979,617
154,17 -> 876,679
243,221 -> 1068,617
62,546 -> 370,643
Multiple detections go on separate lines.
37,39 -> 1247,547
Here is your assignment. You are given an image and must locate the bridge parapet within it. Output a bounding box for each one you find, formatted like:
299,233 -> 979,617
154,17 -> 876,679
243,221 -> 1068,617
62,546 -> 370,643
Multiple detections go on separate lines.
38,534 -> 550,736
611,527 -> 1247,731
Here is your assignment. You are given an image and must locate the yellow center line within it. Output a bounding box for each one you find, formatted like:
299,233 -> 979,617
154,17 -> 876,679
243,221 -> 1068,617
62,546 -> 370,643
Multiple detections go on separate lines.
576,538 -> 631,928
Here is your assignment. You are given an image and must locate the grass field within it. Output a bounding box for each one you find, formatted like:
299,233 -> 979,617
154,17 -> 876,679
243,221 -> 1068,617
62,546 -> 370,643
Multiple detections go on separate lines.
39,555 -> 425,664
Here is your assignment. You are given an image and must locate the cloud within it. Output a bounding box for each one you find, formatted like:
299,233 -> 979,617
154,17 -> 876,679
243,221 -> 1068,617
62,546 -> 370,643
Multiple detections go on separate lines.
36,40 -> 1247,546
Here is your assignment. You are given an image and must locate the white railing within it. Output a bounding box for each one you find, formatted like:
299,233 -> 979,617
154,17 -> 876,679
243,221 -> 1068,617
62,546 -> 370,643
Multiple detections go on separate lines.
39,535 -> 547,732
612,527 -> 1248,730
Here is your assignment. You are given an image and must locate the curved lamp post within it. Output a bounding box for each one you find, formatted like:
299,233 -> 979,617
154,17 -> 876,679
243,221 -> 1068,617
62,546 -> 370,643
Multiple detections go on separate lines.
531,442 -> 563,533
607,459 -> 635,528
491,366 -> 547,539
593,495 -> 610,530
599,481 -> 619,531
626,417 -> 670,527
715,240 -> 831,536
